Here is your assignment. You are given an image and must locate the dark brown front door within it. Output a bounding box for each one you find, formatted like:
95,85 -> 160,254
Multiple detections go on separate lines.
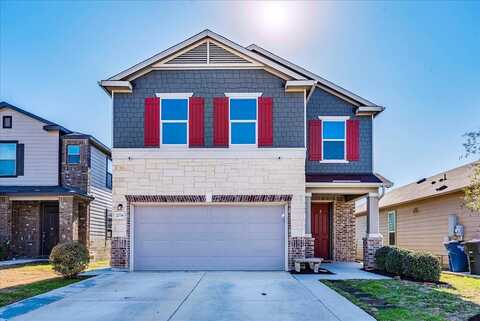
41,202 -> 59,256
311,203 -> 330,259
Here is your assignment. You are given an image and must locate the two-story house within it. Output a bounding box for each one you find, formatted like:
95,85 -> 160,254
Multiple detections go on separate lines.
100,30 -> 389,271
0,102 -> 112,260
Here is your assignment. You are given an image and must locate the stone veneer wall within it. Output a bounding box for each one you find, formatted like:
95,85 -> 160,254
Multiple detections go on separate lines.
11,201 -> 41,257
111,149 -> 306,270
363,236 -> 383,270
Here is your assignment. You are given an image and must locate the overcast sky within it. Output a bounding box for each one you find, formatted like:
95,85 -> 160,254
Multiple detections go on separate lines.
1,1 -> 479,187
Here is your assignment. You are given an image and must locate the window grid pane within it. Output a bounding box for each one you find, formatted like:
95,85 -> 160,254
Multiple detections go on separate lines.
231,122 -> 256,144
0,143 -> 16,160
323,141 -> 345,160
323,121 -> 345,139
162,123 -> 187,144
230,99 -> 256,120
161,99 -> 188,120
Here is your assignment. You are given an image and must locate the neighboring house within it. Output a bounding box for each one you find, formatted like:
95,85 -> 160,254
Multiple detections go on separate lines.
356,162 -> 480,266
100,29 -> 389,271
0,102 -> 113,260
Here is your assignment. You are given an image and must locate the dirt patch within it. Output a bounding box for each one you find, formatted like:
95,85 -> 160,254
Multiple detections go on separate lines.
329,281 -> 396,310
0,263 -> 59,290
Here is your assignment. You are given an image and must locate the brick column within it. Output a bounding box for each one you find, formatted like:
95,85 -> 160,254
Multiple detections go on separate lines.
0,197 -> 12,242
333,197 -> 356,261
363,193 -> 383,270
59,196 -> 79,242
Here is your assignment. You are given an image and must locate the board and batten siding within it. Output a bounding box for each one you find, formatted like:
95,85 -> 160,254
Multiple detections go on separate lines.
0,108 -> 59,186
88,146 -> 112,259
355,192 -> 480,264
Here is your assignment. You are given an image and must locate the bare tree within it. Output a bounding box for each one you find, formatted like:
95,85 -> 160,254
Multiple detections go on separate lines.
463,130 -> 480,212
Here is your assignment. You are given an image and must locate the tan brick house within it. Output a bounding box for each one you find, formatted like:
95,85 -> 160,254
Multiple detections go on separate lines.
100,30 -> 389,271
0,102 -> 112,260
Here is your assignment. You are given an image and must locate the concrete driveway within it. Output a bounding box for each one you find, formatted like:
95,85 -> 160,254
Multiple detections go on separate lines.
0,271 -> 375,321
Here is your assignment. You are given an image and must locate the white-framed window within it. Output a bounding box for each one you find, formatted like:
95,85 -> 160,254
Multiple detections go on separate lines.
225,93 -> 262,147
156,93 -> 192,147
319,116 -> 349,163
387,211 -> 396,246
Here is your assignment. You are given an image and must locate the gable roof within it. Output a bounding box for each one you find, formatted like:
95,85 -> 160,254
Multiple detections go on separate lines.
356,161 -> 479,215
0,101 -> 71,133
247,44 -> 379,107
104,29 -> 306,82
99,29 -> 382,109
0,101 -> 111,155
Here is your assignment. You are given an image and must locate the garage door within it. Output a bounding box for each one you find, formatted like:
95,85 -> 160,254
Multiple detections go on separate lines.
133,205 -> 285,271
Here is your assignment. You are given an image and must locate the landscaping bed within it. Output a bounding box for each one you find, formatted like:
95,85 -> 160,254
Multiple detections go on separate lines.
323,273 -> 480,321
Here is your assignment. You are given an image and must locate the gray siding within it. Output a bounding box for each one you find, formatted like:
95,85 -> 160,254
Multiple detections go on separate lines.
0,108 -> 59,186
306,89 -> 373,174
113,69 -> 304,148
88,146 -> 112,239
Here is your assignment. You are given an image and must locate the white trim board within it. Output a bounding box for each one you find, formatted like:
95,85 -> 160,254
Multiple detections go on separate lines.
111,148 -> 306,159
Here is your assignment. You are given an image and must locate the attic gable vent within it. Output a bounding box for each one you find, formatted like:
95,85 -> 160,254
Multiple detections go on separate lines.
166,43 -> 208,64
209,42 -> 249,64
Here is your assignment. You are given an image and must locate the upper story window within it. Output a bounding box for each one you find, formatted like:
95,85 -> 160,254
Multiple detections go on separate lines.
2,116 -> 12,129
106,158 -> 112,189
67,145 -> 80,164
387,211 -> 397,246
322,118 -> 347,161
160,98 -> 188,145
0,142 -> 17,176
230,98 -> 257,145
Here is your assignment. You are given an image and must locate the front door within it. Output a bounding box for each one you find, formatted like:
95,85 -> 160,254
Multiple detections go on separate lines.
41,202 -> 59,256
311,203 -> 330,259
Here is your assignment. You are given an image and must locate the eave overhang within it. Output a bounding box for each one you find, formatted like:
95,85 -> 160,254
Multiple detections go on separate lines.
285,80 -> 316,92
99,80 -> 133,96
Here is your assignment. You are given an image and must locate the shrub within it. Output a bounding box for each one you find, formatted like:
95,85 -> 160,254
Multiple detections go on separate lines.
385,247 -> 411,276
0,240 -> 10,261
49,241 -> 89,278
374,246 -> 394,271
403,251 -> 441,282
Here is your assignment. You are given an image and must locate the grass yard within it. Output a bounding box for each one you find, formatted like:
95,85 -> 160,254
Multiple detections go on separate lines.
0,259 -> 110,307
323,273 -> 480,321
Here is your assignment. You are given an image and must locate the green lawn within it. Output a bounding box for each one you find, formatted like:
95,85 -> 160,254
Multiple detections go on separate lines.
0,259 -> 109,307
323,273 -> 480,321
0,277 -> 85,307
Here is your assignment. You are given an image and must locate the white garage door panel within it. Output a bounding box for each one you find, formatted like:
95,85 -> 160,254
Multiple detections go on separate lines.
133,205 -> 285,271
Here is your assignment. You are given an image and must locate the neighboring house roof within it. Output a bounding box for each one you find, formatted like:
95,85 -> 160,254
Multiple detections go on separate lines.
356,161 -> 479,215
0,185 -> 93,200
1,101 -> 111,156
99,29 -> 383,110
0,101 -> 71,134
62,132 -> 111,157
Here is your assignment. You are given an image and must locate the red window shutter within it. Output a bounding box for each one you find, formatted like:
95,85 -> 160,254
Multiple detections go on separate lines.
144,97 -> 160,147
309,120 -> 322,161
213,97 -> 229,147
346,119 -> 360,161
188,97 -> 205,147
258,97 -> 273,146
